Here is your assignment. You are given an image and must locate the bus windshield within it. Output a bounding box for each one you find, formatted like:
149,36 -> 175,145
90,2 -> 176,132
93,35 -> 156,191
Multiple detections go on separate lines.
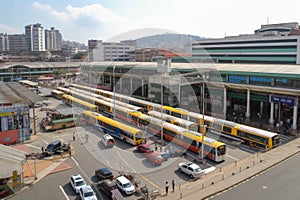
217,145 -> 226,156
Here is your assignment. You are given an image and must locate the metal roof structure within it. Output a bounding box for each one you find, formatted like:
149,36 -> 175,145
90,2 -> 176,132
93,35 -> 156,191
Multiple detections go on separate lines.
0,144 -> 26,178
0,82 -> 44,105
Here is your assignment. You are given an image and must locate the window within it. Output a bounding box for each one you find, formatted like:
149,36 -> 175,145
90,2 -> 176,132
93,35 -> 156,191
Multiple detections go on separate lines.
228,75 -> 247,84
249,76 -> 272,86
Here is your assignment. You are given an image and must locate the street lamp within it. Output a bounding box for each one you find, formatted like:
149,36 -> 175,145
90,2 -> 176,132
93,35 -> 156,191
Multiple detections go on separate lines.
113,65 -> 116,119
201,74 -> 209,163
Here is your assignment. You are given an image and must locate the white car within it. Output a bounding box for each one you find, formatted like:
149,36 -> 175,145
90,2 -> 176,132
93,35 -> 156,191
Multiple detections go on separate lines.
79,185 -> 97,200
115,175 -> 136,195
178,162 -> 203,178
69,174 -> 86,194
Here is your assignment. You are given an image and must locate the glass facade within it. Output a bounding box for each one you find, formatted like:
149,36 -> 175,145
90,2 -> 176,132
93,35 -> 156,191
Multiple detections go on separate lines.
249,76 -> 272,86
228,75 -> 247,84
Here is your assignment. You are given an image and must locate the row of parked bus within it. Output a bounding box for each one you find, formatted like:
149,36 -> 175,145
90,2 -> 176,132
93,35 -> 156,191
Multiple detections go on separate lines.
55,88 -> 227,162
68,84 -> 281,150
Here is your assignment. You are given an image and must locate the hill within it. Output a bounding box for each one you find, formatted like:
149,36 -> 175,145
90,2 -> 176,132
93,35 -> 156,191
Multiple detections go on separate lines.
135,33 -> 204,53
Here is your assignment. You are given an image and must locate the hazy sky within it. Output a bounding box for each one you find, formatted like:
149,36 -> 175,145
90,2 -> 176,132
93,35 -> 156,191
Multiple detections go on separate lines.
1,0 -> 299,44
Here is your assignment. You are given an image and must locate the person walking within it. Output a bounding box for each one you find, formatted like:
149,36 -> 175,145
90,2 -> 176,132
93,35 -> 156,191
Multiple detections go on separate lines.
172,179 -> 175,192
85,133 -> 89,143
165,181 -> 169,195
73,132 -> 75,141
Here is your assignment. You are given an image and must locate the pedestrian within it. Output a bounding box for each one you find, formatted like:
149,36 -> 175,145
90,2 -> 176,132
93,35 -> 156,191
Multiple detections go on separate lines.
85,133 -> 89,143
41,146 -> 44,153
155,142 -> 158,151
172,179 -> 175,192
73,132 -> 75,141
165,181 -> 169,195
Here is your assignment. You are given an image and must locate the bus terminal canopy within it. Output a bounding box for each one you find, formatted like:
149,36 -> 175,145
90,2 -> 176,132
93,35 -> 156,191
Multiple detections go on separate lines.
0,81 -> 44,105
0,144 -> 26,178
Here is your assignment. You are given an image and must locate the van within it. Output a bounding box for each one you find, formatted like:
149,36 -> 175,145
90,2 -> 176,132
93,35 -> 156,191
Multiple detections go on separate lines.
102,134 -> 115,148
115,176 -> 135,195
45,140 -> 62,155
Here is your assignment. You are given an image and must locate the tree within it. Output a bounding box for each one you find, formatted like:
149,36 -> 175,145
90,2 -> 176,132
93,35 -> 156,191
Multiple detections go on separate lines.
72,52 -> 87,59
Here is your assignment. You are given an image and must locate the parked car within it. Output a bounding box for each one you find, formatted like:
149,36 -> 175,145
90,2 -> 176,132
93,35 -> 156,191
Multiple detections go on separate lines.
136,144 -> 153,153
178,162 -> 203,178
145,152 -> 164,165
159,152 -> 170,161
97,179 -> 117,197
95,168 -> 113,180
115,175 -> 135,195
69,174 -> 86,194
45,140 -> 62,156
79,185 -> 97,200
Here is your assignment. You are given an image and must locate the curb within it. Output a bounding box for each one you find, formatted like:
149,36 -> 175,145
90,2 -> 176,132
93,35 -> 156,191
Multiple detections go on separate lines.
201,150 -> 300,200
4,157 -> 68,200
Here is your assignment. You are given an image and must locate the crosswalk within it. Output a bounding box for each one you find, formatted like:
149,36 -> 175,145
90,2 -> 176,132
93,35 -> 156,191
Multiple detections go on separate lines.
279,133 -> 294,144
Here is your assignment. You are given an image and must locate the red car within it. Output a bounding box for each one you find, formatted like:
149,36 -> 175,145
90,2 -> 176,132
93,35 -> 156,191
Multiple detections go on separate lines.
146,152 -> 164,165
136,144 -> 153,153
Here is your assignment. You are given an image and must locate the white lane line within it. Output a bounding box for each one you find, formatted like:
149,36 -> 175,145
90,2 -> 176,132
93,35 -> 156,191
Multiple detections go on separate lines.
42,140 -> 48,144
71,157 -> 91,185
226,154 -> 239,161
53,133 -> 72,138
71,157 -> 79,166
59,185 -> 70,200
26,144 -> 41,150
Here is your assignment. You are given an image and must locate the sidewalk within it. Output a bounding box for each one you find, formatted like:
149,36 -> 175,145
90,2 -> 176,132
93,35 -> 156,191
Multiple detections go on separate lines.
6,153 -> 72,199
157,137 -> 300,200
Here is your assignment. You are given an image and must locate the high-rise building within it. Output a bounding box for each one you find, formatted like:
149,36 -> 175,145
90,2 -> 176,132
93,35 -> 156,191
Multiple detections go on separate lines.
8,34 -> 27,51
25,23 -> 45,51
0,33 -> 9,51
45,27 -> 62,50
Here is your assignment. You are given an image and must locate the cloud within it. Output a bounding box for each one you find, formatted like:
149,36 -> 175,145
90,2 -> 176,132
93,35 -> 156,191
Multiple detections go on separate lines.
32,2 -> 126,27
0,24 -> 22,33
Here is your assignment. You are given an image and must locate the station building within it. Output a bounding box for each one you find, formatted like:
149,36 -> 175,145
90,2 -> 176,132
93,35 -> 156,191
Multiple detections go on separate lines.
0,82 -> 43,145
0,62 -> 80,82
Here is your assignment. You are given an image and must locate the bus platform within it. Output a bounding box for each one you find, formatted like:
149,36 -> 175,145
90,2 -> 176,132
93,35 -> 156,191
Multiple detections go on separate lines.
157,136 -> 300,200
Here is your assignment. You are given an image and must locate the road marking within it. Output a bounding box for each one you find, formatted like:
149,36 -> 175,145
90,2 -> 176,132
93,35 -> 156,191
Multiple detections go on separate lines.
71,157 -> 79,166
42,140 -> 48,144
71,157 -> 91,185
53,133 -> 72,138
26,144 -> 41,150
116,151 -> 161,190
59,185 -> 70,200
226,154 -> 239,161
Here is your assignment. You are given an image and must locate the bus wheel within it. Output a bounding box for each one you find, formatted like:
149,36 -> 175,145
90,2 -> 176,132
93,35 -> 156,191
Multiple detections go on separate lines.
62,125 -> 66,129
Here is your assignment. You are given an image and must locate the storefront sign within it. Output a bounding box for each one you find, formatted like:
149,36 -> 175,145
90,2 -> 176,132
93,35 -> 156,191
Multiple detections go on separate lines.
270,95 -> 295,106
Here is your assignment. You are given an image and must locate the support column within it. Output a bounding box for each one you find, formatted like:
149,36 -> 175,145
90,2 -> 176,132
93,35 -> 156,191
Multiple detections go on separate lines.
245,89 -> 250,119
260,101 -> 264,116
130,78 -> 133,95
223,87 -> 227,117
141,79 -> 144,97
119,78 -> 122,91
292,97 -> 298,130
269,102 -> 274,125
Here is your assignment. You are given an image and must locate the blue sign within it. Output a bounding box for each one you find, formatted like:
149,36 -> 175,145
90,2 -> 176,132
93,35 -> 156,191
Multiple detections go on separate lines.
270,95 -> 295,106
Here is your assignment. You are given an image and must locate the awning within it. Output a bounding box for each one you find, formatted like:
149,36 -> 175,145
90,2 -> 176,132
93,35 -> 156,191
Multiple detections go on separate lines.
0,144 -> 26,178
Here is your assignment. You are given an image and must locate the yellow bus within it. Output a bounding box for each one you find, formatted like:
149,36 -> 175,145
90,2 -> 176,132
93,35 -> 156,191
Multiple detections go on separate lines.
147,110 -> 198,132
40,112 -> 76,131
62,94 -> 98,112
129,111 -> 226,162
51,89 -> 64,100
82,111 -> 144,145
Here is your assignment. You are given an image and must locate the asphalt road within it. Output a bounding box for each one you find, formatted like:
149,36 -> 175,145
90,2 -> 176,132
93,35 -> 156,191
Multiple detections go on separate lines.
210,152 -> 300,200
9,97 -> 294,199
